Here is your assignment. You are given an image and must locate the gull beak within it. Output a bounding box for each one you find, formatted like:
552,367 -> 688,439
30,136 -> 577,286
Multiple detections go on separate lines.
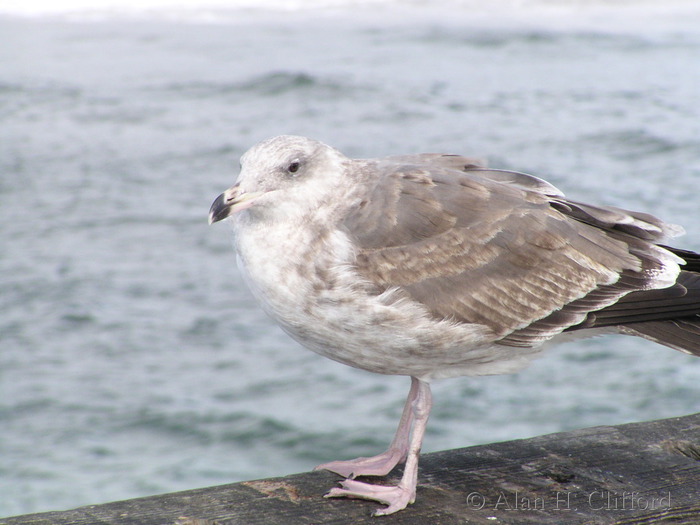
208,185 -> 265,224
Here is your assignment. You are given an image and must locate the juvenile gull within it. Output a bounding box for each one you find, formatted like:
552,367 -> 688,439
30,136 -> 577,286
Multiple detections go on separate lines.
208,135 -> 700,515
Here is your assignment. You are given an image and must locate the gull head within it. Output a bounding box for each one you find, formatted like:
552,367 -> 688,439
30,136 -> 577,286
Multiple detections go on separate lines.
208,135 -> 349,225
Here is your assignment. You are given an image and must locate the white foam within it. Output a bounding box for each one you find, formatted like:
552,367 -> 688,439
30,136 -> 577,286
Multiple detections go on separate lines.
2,0 -> 699,26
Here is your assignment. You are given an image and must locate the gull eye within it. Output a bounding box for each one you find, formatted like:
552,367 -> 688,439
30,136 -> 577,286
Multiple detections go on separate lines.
287,160 -> 301,175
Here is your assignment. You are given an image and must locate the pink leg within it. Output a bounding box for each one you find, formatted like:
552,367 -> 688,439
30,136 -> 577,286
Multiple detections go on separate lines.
314,376 -> 421,478
323,377 -> 433,516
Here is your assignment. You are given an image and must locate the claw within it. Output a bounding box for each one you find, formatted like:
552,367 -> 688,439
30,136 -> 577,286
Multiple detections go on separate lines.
324,478 -> 415,516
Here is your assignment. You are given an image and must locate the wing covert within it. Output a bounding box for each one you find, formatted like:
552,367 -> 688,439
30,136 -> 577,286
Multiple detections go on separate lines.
341,158 -> 681,345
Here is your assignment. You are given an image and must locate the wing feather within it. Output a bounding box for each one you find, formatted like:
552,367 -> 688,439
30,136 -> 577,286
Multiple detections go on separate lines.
343,158 -> 683,345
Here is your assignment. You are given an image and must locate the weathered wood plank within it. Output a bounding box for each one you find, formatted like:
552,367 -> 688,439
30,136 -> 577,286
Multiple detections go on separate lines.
4,413 -> 700,525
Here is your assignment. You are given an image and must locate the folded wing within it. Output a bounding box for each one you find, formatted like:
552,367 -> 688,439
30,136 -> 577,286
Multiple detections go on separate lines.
342,155 -> 700,353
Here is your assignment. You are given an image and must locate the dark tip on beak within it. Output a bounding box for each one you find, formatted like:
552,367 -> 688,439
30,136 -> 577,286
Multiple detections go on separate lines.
208,192 -> 231,225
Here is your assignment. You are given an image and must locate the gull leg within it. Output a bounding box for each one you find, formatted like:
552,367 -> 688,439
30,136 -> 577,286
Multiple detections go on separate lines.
314,376 -> 421,478
324,377 -> 433,516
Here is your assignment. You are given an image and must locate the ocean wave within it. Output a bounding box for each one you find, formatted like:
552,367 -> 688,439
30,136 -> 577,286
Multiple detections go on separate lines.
162,72 -> 351,98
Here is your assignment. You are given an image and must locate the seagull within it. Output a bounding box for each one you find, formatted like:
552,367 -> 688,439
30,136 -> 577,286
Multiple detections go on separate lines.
208,135 -> 700,515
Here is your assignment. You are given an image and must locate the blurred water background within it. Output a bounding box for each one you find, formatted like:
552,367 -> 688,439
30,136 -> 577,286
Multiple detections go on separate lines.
2,0 -> 700,517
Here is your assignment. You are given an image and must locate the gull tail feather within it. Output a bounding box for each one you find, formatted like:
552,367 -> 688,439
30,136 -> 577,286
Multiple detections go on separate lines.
617,247 -> 700,356
622,318 -> 700,356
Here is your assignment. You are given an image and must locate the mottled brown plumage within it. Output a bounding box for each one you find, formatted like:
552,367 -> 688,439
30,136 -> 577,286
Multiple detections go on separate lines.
341,155 -> 698,350
209,135 -> 700,516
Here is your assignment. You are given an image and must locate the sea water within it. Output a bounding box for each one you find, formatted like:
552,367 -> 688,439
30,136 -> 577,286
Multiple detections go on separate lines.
2,0 -> 700,516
